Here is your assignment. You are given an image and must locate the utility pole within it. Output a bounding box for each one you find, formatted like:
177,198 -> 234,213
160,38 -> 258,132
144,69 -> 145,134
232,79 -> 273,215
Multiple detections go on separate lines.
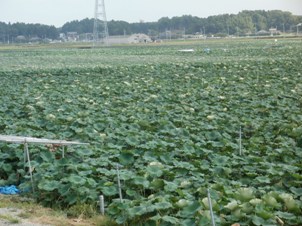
254,23 -> 257,36
297,23 -> 302,36
93,0 -> 109,46
7,23 -> 10,44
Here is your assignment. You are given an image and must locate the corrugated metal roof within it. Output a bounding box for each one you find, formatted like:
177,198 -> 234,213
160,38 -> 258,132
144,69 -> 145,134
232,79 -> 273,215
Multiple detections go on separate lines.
0,135 -> 88,145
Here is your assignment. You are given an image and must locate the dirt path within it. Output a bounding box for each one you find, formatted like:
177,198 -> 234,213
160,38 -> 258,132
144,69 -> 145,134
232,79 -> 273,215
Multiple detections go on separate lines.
0,195 -> 109,226
0,207 -> 51,226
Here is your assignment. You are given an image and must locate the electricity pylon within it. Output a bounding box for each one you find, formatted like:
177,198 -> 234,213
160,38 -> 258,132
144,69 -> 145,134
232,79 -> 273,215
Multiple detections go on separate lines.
93,0 -> 109,46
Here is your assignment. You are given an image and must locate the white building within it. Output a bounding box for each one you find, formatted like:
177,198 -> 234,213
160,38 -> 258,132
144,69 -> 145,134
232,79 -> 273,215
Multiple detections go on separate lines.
128,34 -> 152,43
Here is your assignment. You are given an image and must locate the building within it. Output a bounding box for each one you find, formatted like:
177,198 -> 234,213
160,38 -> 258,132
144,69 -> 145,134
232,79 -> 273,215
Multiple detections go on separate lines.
269,28 -> 280,36
106,33 -> 152,44
128,34 -> 152,43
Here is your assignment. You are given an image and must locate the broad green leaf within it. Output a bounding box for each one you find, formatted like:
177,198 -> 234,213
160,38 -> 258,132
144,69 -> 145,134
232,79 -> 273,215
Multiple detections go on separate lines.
252,216 -> 266,226
154,201 -> 173,210
162,215 -> 179,224
67,175 -> 86,185
290,187 -> 302,196
181,201 -> 201,217
146,165 -> 163,177
181,218 -> 196,226
38,180 -> 60,191
150,179 -> 164,189
276,211 -> 296,220
164,181 -> 178,192
40,151 -> 54,162
102,186 -> 118,196
133,176 -> 150,188
256,176 -> 271,184
119,151 -> 134,165
128,206 -> 145,217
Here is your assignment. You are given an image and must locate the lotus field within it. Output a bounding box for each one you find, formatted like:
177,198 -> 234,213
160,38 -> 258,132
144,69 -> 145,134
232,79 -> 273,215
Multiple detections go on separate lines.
0,39 -> 302,225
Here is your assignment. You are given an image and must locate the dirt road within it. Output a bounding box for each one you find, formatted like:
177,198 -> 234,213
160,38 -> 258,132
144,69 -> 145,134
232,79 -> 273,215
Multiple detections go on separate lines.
0,207 -> 51,226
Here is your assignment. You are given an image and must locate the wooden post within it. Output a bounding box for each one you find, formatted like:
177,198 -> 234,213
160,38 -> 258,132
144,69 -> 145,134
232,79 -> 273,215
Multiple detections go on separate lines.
24,141 -> 35,193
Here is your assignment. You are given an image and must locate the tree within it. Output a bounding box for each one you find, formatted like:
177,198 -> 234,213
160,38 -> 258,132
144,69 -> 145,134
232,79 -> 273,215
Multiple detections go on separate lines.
1,10 -> 301,43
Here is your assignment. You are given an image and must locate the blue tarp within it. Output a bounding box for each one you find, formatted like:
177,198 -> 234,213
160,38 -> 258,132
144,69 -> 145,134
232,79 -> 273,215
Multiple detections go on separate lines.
0,185 -> 19,195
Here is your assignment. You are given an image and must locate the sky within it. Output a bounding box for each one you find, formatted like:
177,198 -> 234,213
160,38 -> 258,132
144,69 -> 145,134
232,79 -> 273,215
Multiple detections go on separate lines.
0,0 -> 301,27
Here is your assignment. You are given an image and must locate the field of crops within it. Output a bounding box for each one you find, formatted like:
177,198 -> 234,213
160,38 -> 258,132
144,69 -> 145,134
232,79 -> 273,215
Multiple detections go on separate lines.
0,38 -> 302,225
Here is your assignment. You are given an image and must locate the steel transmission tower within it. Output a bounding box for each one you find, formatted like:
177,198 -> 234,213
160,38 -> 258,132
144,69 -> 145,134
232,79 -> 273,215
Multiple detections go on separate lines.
93,0 -> 109,46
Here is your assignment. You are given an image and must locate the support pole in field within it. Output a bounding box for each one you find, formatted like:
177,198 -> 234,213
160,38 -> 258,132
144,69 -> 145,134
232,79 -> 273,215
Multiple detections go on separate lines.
239,126 -> 243,156
62,146 -> 65,158
207,189 -> 216,226
99,195 -> 105,215
116,164 -> 126,226
116,165 -> 123,202
23,144 -> 27,170
24,141 -> 35,193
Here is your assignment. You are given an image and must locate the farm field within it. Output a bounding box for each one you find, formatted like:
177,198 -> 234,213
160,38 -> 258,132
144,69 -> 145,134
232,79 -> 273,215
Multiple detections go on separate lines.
0,38 -> 302,225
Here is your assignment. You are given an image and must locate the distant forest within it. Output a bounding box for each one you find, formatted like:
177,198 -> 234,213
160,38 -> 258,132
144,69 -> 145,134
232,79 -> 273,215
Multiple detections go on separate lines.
0,10 -> 301,42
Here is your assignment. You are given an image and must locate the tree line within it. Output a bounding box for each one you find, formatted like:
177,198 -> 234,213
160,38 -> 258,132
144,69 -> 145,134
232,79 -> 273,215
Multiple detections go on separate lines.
1,10 -> 301,43
0,22 -> 58,43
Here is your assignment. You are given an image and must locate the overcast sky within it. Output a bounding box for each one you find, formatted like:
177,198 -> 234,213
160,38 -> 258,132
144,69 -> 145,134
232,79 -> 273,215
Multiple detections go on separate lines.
1,0 -> 301,27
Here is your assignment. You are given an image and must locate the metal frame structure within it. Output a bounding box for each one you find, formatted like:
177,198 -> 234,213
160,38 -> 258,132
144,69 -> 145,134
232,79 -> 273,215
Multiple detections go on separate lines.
0,135 -> 88,192
93,0 -> 109,46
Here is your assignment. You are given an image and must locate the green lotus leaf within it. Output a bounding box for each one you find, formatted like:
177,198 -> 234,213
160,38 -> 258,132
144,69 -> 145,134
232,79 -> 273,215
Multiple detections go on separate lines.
67,175 -> 86,185
133,176 -> 150,188
119,151 -> 135,165
146,165 -> 163,177
162,215 -> 179,224
38,180 -> 60,191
